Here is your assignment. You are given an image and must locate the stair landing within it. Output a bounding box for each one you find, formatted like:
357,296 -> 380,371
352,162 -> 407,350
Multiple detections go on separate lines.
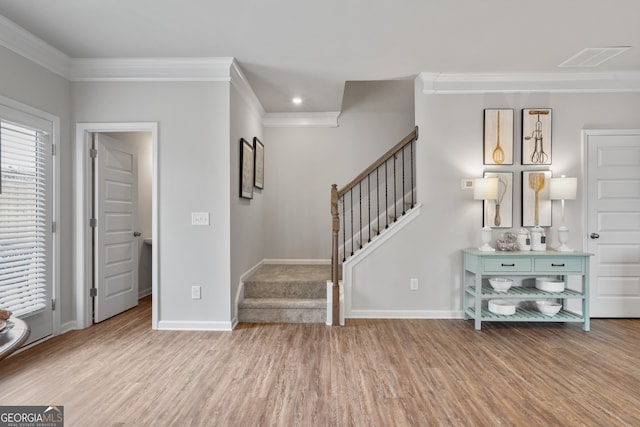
238,264 -> 330,324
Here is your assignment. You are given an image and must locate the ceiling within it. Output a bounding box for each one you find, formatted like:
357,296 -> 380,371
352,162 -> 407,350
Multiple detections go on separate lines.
0,0 -> 638,113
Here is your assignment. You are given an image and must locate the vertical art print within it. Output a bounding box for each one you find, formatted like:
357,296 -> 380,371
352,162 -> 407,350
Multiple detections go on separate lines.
522,170 -> 552,227
253,137 -> 264,189
522,108 -> 552,165
240,138 -> 254,199
483,172 -> 513,228
484,109 -> 514,165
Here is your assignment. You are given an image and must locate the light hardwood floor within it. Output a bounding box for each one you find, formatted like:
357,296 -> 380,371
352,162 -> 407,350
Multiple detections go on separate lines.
1,297 -> 639,426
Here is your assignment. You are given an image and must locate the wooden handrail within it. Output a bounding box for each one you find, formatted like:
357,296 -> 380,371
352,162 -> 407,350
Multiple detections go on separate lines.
337,126 -> 419,197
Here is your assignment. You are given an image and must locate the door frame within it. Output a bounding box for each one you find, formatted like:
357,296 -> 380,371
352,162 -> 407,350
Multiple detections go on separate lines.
74,122 -> 159,329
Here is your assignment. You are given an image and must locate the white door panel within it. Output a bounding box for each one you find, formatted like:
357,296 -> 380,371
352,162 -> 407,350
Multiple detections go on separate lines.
586,131 -> 640,317
94,133 -> 138,322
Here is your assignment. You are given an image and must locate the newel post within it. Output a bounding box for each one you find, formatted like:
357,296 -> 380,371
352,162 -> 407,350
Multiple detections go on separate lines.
331,184 -> 340,325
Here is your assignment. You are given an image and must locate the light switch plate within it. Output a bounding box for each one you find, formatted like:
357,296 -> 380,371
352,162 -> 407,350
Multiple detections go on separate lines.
191,212 -> 210,226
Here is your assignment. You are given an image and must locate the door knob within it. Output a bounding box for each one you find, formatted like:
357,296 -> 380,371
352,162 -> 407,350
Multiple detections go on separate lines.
590,233 -> 600,239
133,231 -> 142,237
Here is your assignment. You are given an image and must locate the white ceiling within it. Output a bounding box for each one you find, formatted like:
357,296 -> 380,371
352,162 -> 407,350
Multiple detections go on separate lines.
0,0 -> 638,113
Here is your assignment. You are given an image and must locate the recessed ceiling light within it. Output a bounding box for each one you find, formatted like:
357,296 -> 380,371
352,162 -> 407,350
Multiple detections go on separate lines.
559,47 -> 631,68
292,97 -> 302,105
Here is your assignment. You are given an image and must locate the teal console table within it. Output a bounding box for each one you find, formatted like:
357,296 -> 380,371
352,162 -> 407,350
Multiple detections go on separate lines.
463,249 -> 592,331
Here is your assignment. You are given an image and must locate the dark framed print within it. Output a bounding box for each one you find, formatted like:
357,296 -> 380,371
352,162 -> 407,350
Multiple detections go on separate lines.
253,137 -> 264,189
240,138 -> 254,199
483,171 -> 513,228
522,108 -> 552,165
522,170 -> 552,227
483,109 -> 514,165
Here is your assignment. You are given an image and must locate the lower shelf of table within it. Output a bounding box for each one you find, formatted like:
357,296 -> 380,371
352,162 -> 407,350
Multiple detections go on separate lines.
465,307 -> 584,322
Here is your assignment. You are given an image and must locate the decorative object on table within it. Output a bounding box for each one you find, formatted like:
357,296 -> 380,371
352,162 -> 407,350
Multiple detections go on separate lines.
484,109 -> 514,165
253,137 -> 264,189
522,108 -> 552,165
488,277 -> 513,292
517,228 -> 531,251
535,300 -> 562,316
522,170 -> 552,227
550,175 -> 578,251
535,277 -> 565,292
496,232 -> 518,251
530,226 -> 547,251
488,299 -> 516,315
0,309 -> 11,321
474,177 -> 499,251
239,138 -> 254,199
484,172 -> 512,228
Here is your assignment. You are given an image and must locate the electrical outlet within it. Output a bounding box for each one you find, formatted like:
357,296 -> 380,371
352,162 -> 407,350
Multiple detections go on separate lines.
191,212 -> 210,226
191,286 -> 201,300
410,278 -> 419,291
461,179 -> 474,190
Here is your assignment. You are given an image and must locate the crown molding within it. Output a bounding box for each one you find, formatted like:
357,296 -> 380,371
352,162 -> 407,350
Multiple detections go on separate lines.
230,59 -> 265,121
262,112 -> 341,128
0,14 -> 70,78
69,57 -> 235,81
419,72 -> 640,94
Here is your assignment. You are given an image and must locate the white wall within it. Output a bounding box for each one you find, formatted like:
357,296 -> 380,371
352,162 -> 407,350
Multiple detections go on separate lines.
0,46 -> 74,327
263,80 -> 415,259
73,81 -> 232,327
348,81 -> 640,317
230,83 -> 265,321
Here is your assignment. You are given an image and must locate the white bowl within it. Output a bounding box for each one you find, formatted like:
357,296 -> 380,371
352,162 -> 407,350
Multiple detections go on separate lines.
488,277 -> 513,292
535,278 -> 565,292
488,299 -> 516,315
536,300 -> 562,316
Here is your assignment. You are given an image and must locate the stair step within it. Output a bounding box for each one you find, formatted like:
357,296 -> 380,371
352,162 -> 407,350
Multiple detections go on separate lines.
238,298 -> 326,323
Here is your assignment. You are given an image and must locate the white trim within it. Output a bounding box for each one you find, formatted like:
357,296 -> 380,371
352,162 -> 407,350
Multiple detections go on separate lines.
69,57 -> 234,82
233,260 -> 266,326
262,258 -> 331,265
0,14 -> 70,78
262,112 -> 341,128
230,59 -> 265,122
419,72 -> 640,94
349,309 -> 463,319
59,320 -> 78,335
74,122 -> 159,329
157,320 -> 234,331
343,205 -> 421,320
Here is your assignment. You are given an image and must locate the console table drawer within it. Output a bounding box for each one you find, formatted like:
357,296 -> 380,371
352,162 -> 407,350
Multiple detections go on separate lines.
535,258 -> 583,272
484,259 -> 532,272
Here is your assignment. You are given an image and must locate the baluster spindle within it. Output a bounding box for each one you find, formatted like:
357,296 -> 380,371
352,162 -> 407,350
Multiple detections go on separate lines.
367,174 -> 371,242
402,145 -> 406,215
384,160 -> 389,228
376,167 -> 380,235
342,195 -> 346,261
350,189 -> 354,256
410,140 -> 415,207
393,154 -> 397,222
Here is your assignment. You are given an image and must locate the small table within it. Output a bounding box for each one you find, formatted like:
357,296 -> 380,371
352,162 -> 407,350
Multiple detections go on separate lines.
0,318 -> 30,361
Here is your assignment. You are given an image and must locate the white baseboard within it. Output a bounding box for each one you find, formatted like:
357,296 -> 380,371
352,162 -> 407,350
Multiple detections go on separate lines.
60,320 -> 78,334
157,320 -> 234,331
349,310 -> 464,319
138,288 -> 152,299
263,258 -> 330,265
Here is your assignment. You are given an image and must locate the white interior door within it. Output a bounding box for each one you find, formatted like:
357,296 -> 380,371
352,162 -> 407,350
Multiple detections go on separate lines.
585,130 -> 640,317
94,133 -> 139,323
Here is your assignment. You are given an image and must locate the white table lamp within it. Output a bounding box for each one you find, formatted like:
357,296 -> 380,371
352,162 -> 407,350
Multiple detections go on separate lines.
474,177 -> 499,251
550,175 -> 577,252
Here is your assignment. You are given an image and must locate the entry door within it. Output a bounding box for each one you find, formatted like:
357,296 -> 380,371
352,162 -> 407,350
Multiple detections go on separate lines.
585,130 -> 640,317
94,133 -> 139,322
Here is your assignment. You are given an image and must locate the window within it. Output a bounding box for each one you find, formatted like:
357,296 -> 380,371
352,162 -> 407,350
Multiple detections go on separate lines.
0,115 -> 51,317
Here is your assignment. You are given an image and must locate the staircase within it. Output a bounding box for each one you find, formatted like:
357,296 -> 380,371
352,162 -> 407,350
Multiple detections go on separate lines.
238,264 -> 329,323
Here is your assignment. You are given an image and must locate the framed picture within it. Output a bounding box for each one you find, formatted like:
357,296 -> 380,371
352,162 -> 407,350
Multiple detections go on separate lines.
483,109 -> 514,165
522,170 -> 552,227
522,108 -> 552,165
240,138 -> 254,199
483,172 -> 513,228
253,137 -> 264,189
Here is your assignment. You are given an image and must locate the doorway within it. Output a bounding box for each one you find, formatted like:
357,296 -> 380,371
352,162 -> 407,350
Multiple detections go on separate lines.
75,123 -> 158,329
583,129 -> 640,317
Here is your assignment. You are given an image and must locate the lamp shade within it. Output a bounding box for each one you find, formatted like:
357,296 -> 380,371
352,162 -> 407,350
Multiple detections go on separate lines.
549,176 -> 577,200
474,177 -> 499,200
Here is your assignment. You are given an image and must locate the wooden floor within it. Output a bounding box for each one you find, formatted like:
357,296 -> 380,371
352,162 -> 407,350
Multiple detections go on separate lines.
1,298 -> 639,426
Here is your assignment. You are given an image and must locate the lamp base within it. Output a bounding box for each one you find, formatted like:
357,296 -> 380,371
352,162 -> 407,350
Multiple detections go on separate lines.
478,226 -> 494,251
478,243 -> 496,252
555,225 -> 573,252
555,244 -> 574,252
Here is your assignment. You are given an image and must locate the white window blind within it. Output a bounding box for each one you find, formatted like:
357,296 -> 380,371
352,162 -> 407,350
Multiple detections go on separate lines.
0,120 -> 49,316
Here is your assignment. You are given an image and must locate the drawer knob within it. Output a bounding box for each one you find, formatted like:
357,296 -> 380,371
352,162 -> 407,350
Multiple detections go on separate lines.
551,263 -> 565,267
501,263 -> 515,267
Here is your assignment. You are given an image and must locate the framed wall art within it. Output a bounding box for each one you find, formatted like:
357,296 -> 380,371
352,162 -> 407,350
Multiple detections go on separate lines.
484,109 -> 514,165
240,138 -> 254,199
522,108 -> 552,165
483,171 -> 513,228
522,170 -> 552,227
253,137 -> 264,189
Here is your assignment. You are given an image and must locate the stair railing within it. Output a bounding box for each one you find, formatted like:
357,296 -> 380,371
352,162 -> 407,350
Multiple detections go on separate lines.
330,126 -> 419,324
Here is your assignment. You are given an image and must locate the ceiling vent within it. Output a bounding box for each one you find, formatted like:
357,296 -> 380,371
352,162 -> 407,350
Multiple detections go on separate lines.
559,47 -> 631,68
